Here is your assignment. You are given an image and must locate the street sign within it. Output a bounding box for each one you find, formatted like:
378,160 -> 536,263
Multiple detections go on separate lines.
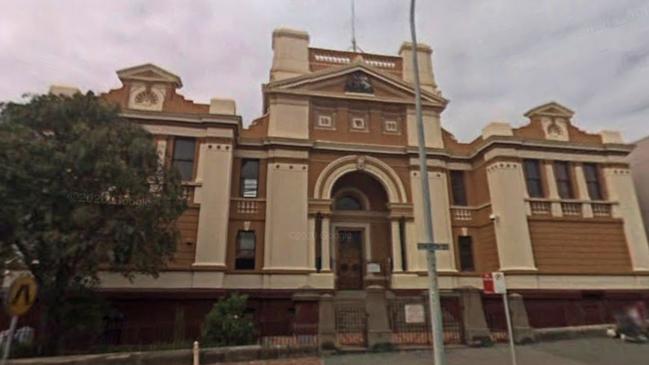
417,243 -> 449,251
482,272 -> 506,294
4,275 -> 38,316
483,272 -> 516,365
405,304 -> 425,324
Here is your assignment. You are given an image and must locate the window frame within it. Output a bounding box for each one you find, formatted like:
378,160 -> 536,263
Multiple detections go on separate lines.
240,159 -> 260,198
449,170 -> 468,206
457,236 -> 475,272
235,230 -> 256,270
523,159 -> 545,198
583,163 -> 604,200
553,161 -> 574,199
171,137 -> 197,181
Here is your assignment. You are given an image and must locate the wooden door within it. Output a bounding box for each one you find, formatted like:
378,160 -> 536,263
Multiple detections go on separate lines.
336,229 -> 363,290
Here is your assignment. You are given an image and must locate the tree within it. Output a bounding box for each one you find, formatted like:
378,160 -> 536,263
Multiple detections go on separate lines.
0,92 -> 187,354
202,294 -> 256,347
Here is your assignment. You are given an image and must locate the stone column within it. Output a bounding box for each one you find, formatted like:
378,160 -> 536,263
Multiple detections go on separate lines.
318,294 -> 336,348
544,161 -> 563,217
307,216 -> 316,270
486,161 -> 537,271
603,167 -> 649,272
458,287 -> 492,346
508,293 -> 535,344
574,163 -> 594,218
321,216 -> 331,271
365,285 -> 391,348
390,219 -> 403,272
194,142 -> 233,268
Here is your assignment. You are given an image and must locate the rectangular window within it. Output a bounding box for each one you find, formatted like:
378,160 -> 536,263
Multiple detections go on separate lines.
450,170 -> 468,206
458,236 -> 475,272
523,159 -> 544,198
172,138 -> 196,181
235,231 -> 256,270
240,159 -> 259,198
583,163 -> 604,200
554,161 -> 574,199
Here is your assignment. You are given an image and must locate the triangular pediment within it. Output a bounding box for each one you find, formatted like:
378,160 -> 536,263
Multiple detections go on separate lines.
266,62 -> 447,107
116,63 -> 183,88
524,101 -> 575,119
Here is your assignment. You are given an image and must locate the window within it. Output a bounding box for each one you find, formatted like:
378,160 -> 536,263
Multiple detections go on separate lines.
583,163 -> 604,200
235,231 -> 256,270
523,159 -> 544,198
384,120 -> 398,133
172,138 -> 196,181
553,161 -> 574,199
240,159 -> 259,198
317,115 -> 333,128
458,236 -> 475,272
334,195 -> 363,210
450,170 -> 468,206
351,117 -> 366,130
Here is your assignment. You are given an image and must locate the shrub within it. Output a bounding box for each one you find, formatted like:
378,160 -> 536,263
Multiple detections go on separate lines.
202,294 -> 256,347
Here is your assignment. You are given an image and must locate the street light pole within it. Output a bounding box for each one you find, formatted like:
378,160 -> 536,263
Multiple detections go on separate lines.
409,0 -> 446,364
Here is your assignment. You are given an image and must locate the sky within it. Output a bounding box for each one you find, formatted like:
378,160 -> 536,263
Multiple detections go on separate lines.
1,0 -> 648,142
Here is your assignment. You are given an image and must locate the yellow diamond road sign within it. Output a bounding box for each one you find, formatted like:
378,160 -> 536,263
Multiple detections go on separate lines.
5,275 -> 38,316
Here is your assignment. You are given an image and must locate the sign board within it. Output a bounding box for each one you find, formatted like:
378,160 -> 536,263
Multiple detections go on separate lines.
367,262 -> 381,274
417,243 -> 449,251
404,304 -> 425,324
483,272 -> 506,294
5,275 -> 38,316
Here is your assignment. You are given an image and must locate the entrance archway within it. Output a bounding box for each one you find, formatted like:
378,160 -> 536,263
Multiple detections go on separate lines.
331,171 -> 390,290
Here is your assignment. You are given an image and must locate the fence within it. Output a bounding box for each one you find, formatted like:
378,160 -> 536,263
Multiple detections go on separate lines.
387,296 -> 463,345
334,302 -> 367,347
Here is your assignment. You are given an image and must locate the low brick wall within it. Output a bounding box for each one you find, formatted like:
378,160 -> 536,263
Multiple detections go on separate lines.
6,344 -> 319,365
533,324 -> 613,342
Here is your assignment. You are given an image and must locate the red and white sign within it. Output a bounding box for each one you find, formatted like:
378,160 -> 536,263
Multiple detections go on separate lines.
483,272 -> 507,294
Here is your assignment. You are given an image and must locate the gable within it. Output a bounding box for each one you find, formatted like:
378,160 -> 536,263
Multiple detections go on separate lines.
266,63 -> 447,107
524,101 -> 575,118
116,63 -> 183,88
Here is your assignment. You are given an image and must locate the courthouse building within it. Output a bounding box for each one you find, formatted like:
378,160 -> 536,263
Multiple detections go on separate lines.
51,28 -> 649,344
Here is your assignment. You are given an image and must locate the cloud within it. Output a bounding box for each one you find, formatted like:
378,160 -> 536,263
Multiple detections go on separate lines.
1,0 -> 648,142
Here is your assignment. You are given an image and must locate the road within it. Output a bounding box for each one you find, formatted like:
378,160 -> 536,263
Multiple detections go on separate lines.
218,338 -> 649,365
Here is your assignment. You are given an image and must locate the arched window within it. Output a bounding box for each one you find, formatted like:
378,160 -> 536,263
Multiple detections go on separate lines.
334,195 -> 363,210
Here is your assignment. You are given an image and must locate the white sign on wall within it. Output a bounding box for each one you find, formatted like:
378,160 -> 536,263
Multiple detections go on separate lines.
405,304 -> 425,324
367,262 -> 381,274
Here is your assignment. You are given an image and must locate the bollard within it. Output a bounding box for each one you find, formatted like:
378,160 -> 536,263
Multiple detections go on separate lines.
193,341 -> 199,365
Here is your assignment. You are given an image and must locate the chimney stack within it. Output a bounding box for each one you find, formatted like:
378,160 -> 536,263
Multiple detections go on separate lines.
399,42 -> 438,94
270,28 -> 310,82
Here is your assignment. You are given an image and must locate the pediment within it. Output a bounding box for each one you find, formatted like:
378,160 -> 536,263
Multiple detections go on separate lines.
267,63 -> 447,107
117,63 -> 183,88
524,101 -> 575,119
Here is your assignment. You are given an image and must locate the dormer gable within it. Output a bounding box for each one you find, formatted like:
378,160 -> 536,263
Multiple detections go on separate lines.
515,101 -> 602,144
117,63 -> 182,88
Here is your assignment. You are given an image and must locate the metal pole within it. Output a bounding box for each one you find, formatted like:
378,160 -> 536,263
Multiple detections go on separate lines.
409,0 -> 446,364
1,315 -> 17,364
502,294 -> 518,365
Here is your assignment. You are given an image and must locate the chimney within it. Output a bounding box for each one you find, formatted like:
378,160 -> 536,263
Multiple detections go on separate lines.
399,42 -> 438,93
49,85 -> 80,97
209,98 -> 237,115
270,28 -> 310,82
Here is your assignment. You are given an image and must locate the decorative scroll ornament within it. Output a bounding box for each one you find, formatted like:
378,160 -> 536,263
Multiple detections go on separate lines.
356,156 -> 366,170
345,72 -> 374,94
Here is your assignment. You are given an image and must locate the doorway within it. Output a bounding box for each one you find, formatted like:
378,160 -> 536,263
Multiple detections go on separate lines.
335,229 -> 364,290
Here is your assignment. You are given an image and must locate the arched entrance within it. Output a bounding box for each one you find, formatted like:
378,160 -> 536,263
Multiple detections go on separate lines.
331,171 -> 390,290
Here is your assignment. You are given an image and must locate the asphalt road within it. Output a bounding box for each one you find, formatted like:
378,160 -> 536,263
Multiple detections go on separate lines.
324,338 -> 649,365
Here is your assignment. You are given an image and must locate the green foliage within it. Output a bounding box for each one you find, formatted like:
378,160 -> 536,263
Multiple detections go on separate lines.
202,294 -> 257,347
0,92 -> 187,354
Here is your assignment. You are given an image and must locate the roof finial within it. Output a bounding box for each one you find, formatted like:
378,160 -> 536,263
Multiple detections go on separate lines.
350,0 -> 363,53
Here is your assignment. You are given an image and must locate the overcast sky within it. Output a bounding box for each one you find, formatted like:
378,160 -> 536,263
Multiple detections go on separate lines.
1,0 -> 648,142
